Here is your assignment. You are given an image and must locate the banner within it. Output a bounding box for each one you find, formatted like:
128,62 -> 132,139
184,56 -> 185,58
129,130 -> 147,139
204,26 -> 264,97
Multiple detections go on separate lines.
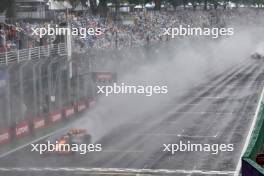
0,128 -> 10,144
77,102 -> 86,112
64,107 -> 75,118
91,72 -> 117,82
49,111 -> 62,123
33,117 -> 45,130
16,121 -> 29,138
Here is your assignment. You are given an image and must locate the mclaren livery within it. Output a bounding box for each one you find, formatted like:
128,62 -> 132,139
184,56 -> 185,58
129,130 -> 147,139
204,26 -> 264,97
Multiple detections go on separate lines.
44,128 -> 92,155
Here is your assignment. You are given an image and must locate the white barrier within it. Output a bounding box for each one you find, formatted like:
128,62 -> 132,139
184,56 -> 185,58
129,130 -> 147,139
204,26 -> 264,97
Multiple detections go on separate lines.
0,43 -> 67,65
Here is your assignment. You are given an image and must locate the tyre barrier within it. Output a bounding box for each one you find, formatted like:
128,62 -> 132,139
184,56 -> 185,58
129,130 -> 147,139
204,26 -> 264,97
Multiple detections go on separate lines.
0,99 -> 95,146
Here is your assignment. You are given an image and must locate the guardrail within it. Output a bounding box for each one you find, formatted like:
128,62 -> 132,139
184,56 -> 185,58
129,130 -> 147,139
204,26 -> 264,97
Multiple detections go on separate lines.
0,43 -> 67,65
242,87 -> 264,175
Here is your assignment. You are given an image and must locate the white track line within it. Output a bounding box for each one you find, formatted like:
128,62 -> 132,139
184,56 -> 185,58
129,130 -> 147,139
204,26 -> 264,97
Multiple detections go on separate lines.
234,85 -> 264,176
0,125 -> 70,158
102,149 -> 144,153
0,167 -> 235,175
138,133 -> 179,136
139,132 -> 218,138
173,111 -> 235,115
177,132 -> 218,138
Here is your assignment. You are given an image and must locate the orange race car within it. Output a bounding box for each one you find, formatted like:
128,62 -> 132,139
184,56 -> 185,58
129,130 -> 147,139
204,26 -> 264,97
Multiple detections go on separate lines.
44,128 -> 92,155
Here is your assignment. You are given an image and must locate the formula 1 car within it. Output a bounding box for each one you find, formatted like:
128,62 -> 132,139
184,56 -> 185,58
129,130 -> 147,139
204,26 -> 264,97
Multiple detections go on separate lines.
66,128 -> 92,145
251,53 -> 264,60
251,44 -> 264,60
44,128 -> 92,155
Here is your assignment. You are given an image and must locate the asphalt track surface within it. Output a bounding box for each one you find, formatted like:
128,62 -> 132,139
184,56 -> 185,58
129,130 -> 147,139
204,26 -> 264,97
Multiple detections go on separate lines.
0,59 -> 264,176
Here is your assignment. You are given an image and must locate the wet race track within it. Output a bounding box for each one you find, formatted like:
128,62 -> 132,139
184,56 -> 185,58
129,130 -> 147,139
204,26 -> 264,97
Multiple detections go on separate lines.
0,58 -> 264,176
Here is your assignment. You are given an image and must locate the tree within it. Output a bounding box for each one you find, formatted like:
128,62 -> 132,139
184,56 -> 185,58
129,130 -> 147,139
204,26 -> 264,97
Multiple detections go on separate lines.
127,0 -> 145,5
0,0 -> 14,14
183,0 -> 188,9
80,0 -> 88,7
212,0 -> 219,9
204,0 -> 208,10
167,0 -> 182,10
97,0 -> 108,17
192,0 -> 197,10
154,0 -> 162,10
69,0 -> 79,9
55,0 -> 79,9
89,0 -> 98,15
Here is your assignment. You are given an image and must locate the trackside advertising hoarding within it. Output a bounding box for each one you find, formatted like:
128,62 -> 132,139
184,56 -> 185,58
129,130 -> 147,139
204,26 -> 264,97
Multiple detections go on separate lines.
0,128 -> 10,144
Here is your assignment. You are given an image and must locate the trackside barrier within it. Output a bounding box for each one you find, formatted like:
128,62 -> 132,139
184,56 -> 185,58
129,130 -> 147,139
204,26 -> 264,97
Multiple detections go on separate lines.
0,97 -> 93,146
0,128 -> 10,144
242,102 -> 264,175
0,43 -> 67,65
63,106 -> 75,119
77,101 -> 87,112
15,121 -> 30,138
88,99 -> 96,108
49,110 -> 63,124
32,117 -> 46,131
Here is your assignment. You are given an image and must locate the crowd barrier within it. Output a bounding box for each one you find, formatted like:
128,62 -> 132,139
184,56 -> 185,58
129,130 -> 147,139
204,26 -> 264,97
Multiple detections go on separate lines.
0,98 -> 94,145
0,42 -> 96,146
0,43 -> 67,64
0,38 -> 157,148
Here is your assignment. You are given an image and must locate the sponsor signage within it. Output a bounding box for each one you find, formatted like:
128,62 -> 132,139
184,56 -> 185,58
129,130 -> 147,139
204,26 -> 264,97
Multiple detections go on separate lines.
16,121 -> 29,138
92,72 -> 117,82
64,107 -> 75,118
0,129 -> 10,144
33,117 -> 45,130
77,102 -> 86,112
49,111 -> 62,123
89,100 -> 96,107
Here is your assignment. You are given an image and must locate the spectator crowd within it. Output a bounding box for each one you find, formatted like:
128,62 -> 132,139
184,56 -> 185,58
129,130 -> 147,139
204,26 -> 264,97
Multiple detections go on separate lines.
0,8 -> 264,53
71,8 -> 264,51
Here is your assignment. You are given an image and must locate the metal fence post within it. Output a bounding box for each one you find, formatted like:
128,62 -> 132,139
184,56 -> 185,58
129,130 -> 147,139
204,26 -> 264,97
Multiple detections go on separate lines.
17,50 -> 20,63
28,48 -> 31,60
5,67 -> 11,126
47,61 -> 53,112
76,63 -> 80,104
58,63 -> 62,109
38,47 -> 41,60
32,64 -> 38,116
5,52 -> 8,65
38,63 -> 43,115
67,60 -> 71,106
47,45 -> 50,57
58,44 -> 60,55
19,64 -> 25,121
